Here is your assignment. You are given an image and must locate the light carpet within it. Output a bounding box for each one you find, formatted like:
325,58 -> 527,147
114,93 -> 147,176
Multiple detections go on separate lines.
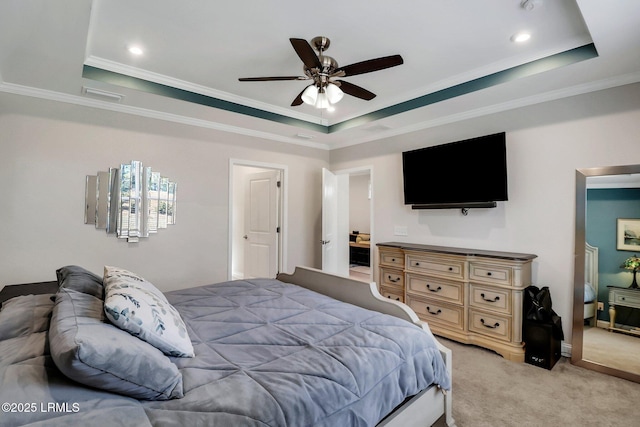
432,337 -> 640,427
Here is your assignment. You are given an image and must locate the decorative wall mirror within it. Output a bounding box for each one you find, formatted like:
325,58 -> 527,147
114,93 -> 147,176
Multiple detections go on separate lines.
572,164 -> 640,383
85,161 -> 177,242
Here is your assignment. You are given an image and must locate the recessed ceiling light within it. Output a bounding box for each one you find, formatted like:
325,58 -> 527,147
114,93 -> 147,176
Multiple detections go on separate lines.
511,32 -> 531,43
128,45 -> 144,55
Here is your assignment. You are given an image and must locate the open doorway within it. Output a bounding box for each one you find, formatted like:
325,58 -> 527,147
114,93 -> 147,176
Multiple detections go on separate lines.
346,169 -> 372,282
229,160 -> 287,280
323,166 -> 373,282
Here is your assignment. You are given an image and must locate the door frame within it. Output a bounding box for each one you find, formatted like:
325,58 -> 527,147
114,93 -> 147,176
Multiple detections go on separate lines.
332,165 -> 374,280
229,159 -> 288,281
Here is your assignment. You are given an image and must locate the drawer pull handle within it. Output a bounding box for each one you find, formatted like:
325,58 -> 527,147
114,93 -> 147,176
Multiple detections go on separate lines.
486,272 -> 492,276
415,262 -> 420,266
480,319 -> 500,329
448,267 -> 453,271
427,284 -> 442,292
391,258 -> 396,262
388,275 -> 400,283
480,293 -> 500,303
426,306 -> 442,315
386,295 -> 401,301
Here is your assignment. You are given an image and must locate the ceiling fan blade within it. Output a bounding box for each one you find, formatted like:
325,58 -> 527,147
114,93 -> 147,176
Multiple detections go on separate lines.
291,88 -> 305,106
334,54 -> 404,77
335,80 -> 376,100
290,38 -> 322,69
239,76 -> 307,82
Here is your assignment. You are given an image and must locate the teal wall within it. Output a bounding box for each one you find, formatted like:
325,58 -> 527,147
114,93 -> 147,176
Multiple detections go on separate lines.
587,188 -> 640,326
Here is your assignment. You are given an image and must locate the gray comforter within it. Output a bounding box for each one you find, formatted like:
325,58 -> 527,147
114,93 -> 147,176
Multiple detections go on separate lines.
0,278 -> 450,427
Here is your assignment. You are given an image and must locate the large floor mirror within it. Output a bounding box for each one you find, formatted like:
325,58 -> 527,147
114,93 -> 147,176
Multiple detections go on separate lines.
572,165 -> 640,382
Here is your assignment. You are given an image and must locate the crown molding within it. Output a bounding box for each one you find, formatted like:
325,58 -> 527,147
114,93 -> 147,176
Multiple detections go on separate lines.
84,56 -> 327,126
3,68 -> 638,152
328,70 -> 640,150
0,81 -> 331,151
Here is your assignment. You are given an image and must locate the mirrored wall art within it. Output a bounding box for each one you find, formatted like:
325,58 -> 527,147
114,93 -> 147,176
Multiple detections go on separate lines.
85,161 -> 177,242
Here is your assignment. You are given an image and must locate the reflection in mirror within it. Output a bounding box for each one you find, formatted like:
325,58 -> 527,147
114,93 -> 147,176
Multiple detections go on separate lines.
85,161 -> 177,243
118,163 -> 131,240
168,181 -> 177,225
106,168 -> 119,234
159,177 -> 169,229
148,171 -> 160,233
96,171 -> 110,230
573,165 -> 640,383
84,175 -> 97,225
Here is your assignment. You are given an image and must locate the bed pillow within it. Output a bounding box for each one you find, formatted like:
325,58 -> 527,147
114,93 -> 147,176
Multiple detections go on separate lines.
56,265 -> 104,300
49,288 -> 184,400
103,266 -> 194,358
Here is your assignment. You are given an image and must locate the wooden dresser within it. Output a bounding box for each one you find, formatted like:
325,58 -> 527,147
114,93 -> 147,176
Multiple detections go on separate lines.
377,242 -> 537,362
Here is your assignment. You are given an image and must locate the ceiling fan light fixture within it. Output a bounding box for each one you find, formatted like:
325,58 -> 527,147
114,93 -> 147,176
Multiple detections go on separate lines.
326,83 -> 344,104
239,36 -> 403,108
315,91 -> 331,109
301,84 -> 319,105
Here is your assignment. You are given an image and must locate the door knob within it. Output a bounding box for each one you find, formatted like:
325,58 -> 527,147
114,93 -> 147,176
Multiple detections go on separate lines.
243,235 -> 248,239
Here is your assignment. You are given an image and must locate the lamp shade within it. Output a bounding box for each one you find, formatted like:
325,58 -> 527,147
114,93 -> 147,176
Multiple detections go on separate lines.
315,89 -> 330,109
301,85 -> 318,106
621,255 -> 640,271
325,83 -> 344,104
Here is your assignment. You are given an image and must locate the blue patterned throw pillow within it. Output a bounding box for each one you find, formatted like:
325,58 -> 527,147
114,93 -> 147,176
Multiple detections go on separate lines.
103,266 -> 194,357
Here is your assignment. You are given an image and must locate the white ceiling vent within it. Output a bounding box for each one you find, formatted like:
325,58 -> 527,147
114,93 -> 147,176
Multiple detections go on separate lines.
82,86 -> 125,102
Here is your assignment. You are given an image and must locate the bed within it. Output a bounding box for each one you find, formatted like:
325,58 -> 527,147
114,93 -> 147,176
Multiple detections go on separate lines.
584,242 -> 599,325
0,265 -> 454,427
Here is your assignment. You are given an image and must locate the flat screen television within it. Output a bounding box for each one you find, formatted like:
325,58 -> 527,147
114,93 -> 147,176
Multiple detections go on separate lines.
402,132 -> 507,209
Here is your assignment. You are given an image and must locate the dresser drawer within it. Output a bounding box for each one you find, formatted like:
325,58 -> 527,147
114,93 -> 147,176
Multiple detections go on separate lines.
380,286 -> 404,303
469,283 -> 511,314
407,296 -> 464,331
406,273 -> 463,305
379,250 -> 405,268
405,253 -> 465,280
468,309 -> 511,342
469,262 -> 512,286
379,267 -> 404,289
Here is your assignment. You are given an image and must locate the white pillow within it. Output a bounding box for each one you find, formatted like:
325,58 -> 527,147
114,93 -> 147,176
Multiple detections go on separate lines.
103,266 -> 194,357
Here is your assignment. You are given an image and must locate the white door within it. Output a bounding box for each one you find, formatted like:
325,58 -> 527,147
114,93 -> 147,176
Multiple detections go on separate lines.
322,168 -> 349,276
244,170 -> 280,278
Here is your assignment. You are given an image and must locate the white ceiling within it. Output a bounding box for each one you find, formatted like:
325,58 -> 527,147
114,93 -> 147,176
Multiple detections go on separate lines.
1,0 -> 639,150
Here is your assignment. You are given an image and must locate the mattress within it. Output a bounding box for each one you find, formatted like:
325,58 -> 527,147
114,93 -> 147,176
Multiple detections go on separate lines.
0,278 -> 450,427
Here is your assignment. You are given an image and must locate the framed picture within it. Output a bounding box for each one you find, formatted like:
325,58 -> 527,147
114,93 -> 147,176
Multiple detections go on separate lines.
617,218 -> 640,251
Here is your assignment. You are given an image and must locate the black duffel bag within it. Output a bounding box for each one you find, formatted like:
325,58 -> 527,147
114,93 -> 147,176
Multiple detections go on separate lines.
524,286 -> 553,322
524,285 -> 564,340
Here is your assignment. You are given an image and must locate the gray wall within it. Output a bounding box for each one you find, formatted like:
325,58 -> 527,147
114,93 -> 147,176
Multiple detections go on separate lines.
2,84 -> 640,344
0,93 -> 329,290
330,87 -> 640,343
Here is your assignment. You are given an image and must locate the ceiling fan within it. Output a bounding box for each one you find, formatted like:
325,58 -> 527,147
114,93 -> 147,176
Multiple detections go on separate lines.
239,36 -> 403,110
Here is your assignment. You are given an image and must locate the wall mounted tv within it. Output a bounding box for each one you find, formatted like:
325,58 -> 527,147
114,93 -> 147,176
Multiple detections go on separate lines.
402,132 -> 508,211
